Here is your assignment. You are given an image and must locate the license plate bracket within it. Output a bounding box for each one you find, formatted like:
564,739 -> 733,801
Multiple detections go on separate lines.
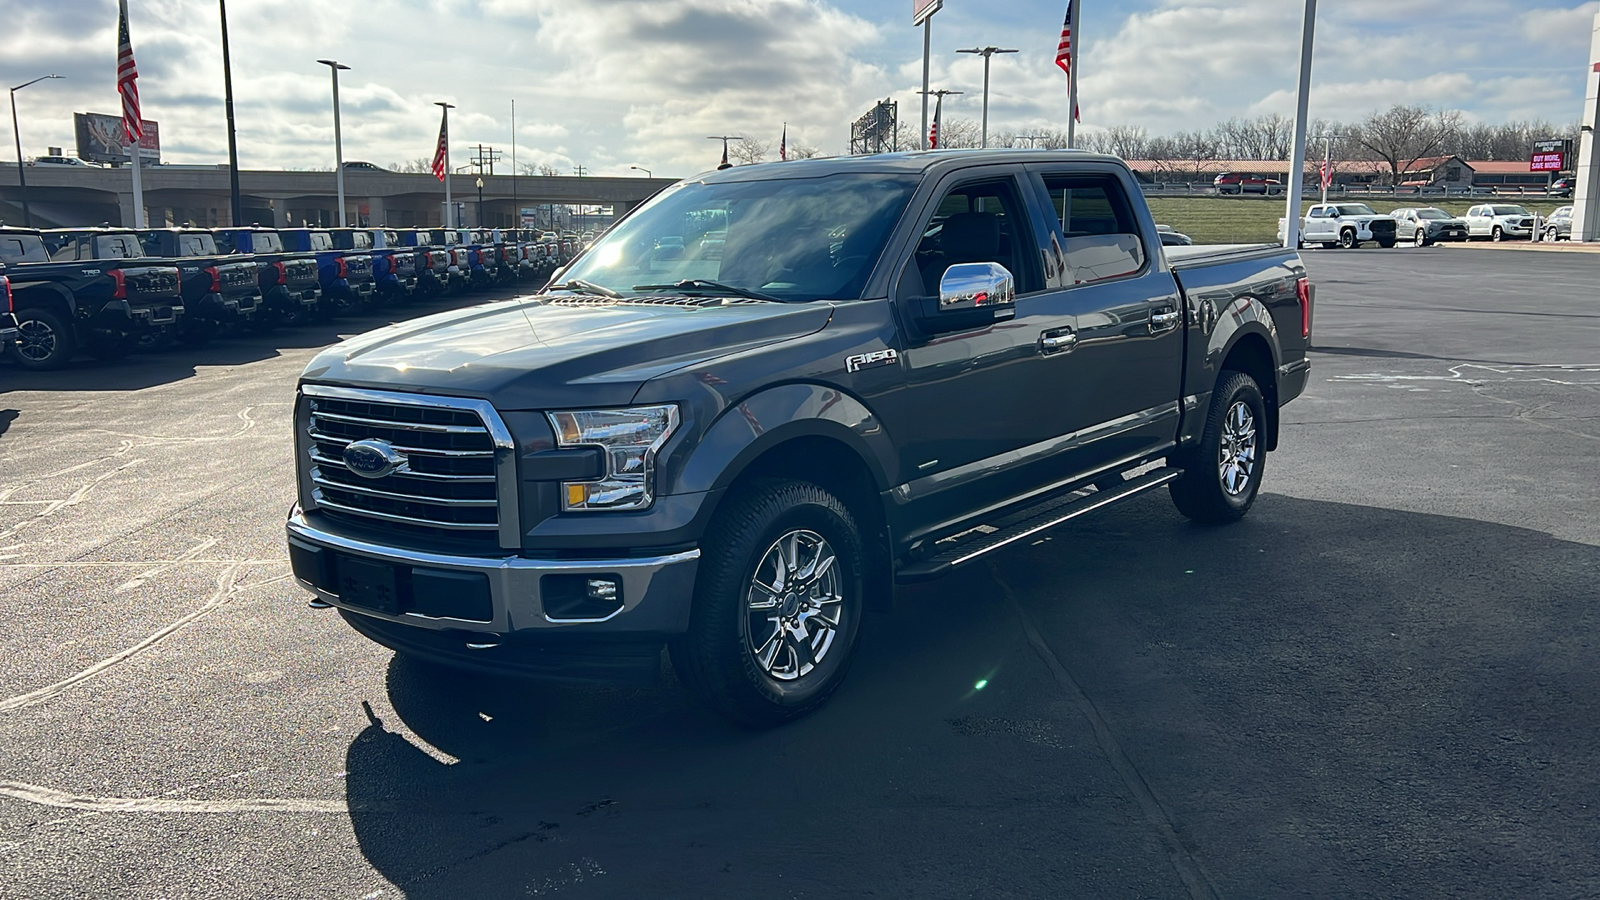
337,556 -> 404,615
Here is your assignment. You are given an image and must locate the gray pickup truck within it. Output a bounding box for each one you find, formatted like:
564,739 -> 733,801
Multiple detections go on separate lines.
287,150 -> 1313,726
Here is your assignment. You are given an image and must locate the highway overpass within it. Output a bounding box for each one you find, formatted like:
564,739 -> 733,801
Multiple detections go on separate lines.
0,163 -> 679,230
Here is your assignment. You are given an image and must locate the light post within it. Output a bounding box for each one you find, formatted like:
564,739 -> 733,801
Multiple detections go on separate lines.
219,0 -> 242,225
476,176 -> 484,228
316,59 -> 350,227
957,46 -> 1017,149
630,165 -> 652,177
9,74 -> 63,228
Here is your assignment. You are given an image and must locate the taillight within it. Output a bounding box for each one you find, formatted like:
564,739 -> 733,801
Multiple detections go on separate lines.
273,261 -> 287,285
205,266 -> 222,293
110,268 -> 128,300
1296,276 -> 1312,338
1,276 -> 11,314
451,249 -> 463,267
424,252 -> 434,269
336,257 -> 349,279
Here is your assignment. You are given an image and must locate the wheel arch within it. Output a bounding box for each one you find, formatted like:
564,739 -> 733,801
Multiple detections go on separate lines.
11,282 -> 76,318
1217,329 -> 1281,452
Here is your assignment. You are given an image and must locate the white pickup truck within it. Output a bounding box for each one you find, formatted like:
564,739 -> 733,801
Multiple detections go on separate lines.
1278,203 -> 1399,250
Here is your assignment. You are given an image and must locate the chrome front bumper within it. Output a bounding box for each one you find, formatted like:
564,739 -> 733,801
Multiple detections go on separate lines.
286,507 -> 700,637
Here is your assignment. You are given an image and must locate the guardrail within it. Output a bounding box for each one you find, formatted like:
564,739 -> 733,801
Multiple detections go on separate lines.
1139,182 -> 1572,199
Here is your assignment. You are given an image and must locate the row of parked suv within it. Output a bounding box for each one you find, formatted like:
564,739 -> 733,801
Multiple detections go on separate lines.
0,226 -> 589,369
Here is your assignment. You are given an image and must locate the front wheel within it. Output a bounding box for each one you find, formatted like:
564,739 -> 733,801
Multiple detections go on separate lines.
1338,229 -> 1358,250
1169,370 -> 1267,525
1414,228 -> 1429,248
1492,226 -> 1504,242
670,480 -> 865,728
1377,237 -> 1396,249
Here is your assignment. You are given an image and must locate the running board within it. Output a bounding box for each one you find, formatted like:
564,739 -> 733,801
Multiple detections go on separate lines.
895,467 -> 1182,584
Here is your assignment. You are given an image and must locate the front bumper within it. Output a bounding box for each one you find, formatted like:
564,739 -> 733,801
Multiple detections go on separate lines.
285,506 -> 700,640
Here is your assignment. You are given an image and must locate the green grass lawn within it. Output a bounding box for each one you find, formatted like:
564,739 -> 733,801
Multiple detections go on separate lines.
1146,196 -> 1572,245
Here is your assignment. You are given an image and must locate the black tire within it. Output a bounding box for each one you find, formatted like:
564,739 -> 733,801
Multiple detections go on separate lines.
1377,237 -> 1396,249
9,308 -> 78,370
1413,228 -> 1429,248
1491,226 -> 1504,242
1338,229 -> 1358,250
670,479 -> 865,728
1169,370 -> 1267,525
1320,242 -> 1337,250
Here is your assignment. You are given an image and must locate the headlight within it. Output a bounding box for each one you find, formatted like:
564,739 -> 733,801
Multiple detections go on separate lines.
547,405 -> 679,511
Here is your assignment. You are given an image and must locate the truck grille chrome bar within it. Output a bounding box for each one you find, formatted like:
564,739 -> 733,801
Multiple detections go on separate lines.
298,385 -> 520,549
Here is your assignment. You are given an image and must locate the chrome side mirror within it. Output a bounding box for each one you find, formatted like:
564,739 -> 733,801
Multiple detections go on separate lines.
938,261 -> 1015,312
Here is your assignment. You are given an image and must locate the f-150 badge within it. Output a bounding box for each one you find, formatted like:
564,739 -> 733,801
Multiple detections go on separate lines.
845,348 -> 898,373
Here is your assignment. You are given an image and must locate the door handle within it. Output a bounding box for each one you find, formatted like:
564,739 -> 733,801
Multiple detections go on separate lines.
1040,328 -> 1078,353
1149,308 -> 1180,333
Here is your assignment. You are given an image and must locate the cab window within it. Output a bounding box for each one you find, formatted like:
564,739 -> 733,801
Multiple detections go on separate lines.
46,237 -> 78,262
909,177 -> 1042,297
1039,173 -> 1145,285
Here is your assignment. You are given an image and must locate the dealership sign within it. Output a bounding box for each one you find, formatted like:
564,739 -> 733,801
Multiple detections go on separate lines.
74,112 -> 160,164
913,0 -> 941,24
1529,139 -> 1571,173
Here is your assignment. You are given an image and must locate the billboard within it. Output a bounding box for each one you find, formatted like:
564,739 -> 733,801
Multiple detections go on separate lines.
1530,139 -> 1571,173
850,99 -> 898,155
74,113 -> 160,164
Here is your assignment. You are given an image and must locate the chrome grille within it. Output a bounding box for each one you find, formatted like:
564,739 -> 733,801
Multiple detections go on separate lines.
301,387 -> 516,549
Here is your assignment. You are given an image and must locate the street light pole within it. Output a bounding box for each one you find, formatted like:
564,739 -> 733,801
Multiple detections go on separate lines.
9,74 -> 63,228
219,0 -> 242,225
957,46 -> 1017,149
476,176 -> 484,228
630,165 -> 652,177
317,59 -> 350,227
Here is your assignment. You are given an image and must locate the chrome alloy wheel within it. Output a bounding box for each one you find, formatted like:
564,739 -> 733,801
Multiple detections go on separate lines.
15,317 -> 59,363
744,529 -> 844,682
1218,400 -> 1258,496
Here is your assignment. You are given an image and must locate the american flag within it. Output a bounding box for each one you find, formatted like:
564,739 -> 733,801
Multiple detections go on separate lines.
1319,159 -> 1331,190
780,124 -> 787,161
1056,2 -> 1081,122
430,109 -> 448,181
117,0 -> 142,144
928,95 -> 942,149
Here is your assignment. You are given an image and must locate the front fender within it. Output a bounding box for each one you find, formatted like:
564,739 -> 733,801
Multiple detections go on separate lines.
666,383 -> 894,498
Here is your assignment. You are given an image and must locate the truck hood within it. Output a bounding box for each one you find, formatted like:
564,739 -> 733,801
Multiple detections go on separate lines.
301,295 -> 834,409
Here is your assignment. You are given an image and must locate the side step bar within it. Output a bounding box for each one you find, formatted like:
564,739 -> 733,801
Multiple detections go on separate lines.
895,467 -> 1182,584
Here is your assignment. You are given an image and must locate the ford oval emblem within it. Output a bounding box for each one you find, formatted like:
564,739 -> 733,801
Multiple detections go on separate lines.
342,439 -> 407,479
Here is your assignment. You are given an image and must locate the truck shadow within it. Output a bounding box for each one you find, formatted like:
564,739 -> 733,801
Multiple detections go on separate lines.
341,494 -> 1600,898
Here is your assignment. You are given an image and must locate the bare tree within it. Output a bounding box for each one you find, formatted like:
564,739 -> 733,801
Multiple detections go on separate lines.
516,162 -> 562,177
1080,124 -> 1149,159
391,157 -> 433,174
1350,105 -> 1463,184
1213,114 -> 1294,160
785,144 -> 823,160
730,136 -> 771,165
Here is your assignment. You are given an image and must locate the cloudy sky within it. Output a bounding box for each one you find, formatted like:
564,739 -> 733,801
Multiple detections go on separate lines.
2,0 -> 1597,178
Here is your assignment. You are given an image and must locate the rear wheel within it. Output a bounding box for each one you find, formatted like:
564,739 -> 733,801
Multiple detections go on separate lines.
1169,370 -> 1266,525
9,308 -> 77,370
670,479 -> 865,728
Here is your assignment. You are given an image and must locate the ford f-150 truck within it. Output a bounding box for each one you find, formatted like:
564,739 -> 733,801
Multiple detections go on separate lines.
134,228 -> 262,342
2,226 -> 183,368
287,150 -> 1313,726
215,228 -> 323,326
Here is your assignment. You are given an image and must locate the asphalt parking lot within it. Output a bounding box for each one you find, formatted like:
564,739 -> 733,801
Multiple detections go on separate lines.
1,246 -> 1597,899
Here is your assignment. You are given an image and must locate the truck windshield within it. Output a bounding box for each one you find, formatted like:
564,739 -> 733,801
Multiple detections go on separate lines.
559,174 -> 918,301
1336,204 -> 1378,216
177,234 -> 218,256
1491,206 -> 1530,216
1416,209 -> 1451,220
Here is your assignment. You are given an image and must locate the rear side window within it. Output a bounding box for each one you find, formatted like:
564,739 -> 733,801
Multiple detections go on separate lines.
0,235 -> 49,264
1039,173 -> 1146,286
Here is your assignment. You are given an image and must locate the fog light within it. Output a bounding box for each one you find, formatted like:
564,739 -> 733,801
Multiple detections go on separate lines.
587,578 -> 619,601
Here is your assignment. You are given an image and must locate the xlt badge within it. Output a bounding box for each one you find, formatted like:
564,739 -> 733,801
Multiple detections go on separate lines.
845,348 -> 898,373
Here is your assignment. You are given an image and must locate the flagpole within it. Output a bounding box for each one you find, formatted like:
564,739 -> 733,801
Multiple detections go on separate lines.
511,99 -> 518,230
1283,0 -> 1318,249
129,136 -> 145,227
1066,0 -> 1080,149
1321,134 -> 1330,206
921,17 -> 932,150
435,101 -> 453,229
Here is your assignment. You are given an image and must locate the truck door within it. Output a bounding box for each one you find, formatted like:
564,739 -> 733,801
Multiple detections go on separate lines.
879,169 -> 1079,534
1304,206 -> 1329,242
1022,164 -> 1185,474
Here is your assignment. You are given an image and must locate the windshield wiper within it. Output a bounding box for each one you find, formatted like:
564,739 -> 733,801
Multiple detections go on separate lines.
631,279 -> 785,303
547,278 -> 622,298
